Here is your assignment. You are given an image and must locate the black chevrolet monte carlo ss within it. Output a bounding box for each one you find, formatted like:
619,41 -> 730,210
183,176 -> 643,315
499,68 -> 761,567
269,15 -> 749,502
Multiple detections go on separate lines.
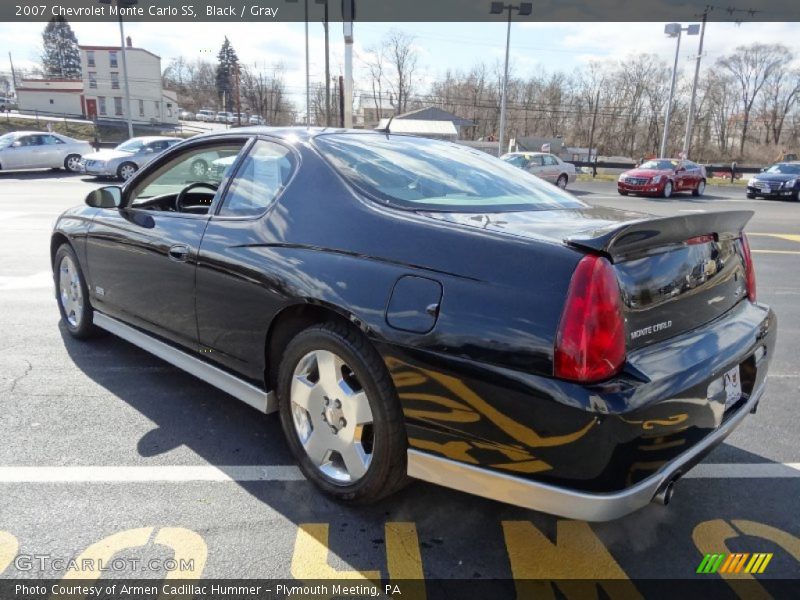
51,128 -> 777,520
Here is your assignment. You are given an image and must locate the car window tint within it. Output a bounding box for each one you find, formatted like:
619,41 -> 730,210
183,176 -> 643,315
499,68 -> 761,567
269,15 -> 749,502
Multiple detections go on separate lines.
543,155 -> 558,166
217,140 -> 294,217
43,135 -> 64,145
20,136 -> 40,146
129,142 -> 247,207
315,134 -> 585,212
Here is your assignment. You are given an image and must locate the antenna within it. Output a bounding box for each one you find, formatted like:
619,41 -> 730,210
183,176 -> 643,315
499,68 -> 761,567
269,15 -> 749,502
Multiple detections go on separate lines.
377,114 -> 395,136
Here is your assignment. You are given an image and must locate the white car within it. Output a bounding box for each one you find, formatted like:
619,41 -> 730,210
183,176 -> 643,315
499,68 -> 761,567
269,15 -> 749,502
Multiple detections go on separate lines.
80,136 -> 183,181
248,115 -> 267,125
501,151 -> 578,189
195,109 -> 216,122
0,131 -> 92,172
216,111 -> 235,123
178,109 -> 194,121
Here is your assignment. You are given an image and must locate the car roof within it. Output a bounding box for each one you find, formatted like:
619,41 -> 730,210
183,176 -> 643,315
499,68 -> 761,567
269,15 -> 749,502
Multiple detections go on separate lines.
125,136 -> 181,143
190,126 -> 423,144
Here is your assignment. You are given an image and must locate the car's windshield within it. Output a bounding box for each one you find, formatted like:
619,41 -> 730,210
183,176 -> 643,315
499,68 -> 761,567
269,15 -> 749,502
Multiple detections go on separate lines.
639,159 -> 679,170
116,139 -> 145,153
766,163 -> 800,175
315,134 -> 585,212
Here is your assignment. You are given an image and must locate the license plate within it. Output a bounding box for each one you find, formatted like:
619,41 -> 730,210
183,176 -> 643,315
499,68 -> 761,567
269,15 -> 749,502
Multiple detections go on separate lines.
723,366 -> 742,410
762,186 -> 771,193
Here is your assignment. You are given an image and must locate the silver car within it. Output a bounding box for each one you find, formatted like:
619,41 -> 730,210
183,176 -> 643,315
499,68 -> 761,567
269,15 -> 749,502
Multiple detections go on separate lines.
501,151 -> 578,189
0,131 -> 92,172
81,136 -> 183,181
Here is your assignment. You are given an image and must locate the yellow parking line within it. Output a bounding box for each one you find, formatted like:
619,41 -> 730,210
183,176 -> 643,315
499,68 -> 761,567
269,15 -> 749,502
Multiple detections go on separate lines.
749,233 -> 800,243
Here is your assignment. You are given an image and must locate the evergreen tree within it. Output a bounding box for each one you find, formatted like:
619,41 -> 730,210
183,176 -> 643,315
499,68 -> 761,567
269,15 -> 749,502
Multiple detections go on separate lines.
41,16 -> 82,79
215,37 -> 239,111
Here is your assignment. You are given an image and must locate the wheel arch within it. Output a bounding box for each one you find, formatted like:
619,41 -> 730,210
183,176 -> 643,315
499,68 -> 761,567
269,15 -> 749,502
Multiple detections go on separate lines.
50,232 -> 73,267
264,301 -> 372,391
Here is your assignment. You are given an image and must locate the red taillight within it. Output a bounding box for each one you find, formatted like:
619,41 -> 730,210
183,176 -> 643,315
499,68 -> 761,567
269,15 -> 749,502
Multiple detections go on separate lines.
554,255 -> 626,383
741,233 -> 757,302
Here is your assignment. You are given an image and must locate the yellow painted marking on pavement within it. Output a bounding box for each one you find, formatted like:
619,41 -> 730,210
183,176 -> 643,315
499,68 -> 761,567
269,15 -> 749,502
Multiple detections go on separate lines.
693,519 -> 800,600
502,520 -> 641,599
750,233 -> 800,243
154,527 -> 208,579
62,526 -> 154,580
0,531 -> 19,575
291,523 -> 381,581
386,522 -> 426,599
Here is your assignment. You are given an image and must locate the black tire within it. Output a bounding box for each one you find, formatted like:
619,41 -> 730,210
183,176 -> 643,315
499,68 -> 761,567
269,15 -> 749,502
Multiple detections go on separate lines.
53,244 -> 96,339
692,179 -> 706,197
64,154 -> 82,172
791,190 -> 799,202
116,161 -> 138,181
556,174 -> 568,189
746,193 -> 756,199
277,321 -> 408,503
662,181 -> 673,198
190,159 -> 208,178
618,190 -> 629,196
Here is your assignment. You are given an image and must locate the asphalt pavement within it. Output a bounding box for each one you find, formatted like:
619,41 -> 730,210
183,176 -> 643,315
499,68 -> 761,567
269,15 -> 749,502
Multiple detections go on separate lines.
0,171 -> 798,594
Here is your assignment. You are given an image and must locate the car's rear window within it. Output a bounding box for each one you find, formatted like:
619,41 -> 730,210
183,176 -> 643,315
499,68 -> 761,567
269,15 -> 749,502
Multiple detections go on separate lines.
314,134 -> 585,212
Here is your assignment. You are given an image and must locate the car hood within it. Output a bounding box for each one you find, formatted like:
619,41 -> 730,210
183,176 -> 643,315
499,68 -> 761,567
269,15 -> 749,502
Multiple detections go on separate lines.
418,206 -> 649,246
85,149 -> 131,161
622,168 -> 672,178
752,172 -> 797,182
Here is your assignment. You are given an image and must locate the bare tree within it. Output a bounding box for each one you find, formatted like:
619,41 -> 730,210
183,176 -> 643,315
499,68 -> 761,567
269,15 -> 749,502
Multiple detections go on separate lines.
757,64 -> 800,146
383,30 -> 418,114
364,43 -> 387,120
717,43 -> 793,155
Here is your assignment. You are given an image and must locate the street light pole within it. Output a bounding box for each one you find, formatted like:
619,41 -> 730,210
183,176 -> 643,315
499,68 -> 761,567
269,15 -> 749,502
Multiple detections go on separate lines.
682,11 -> 709,158
660,23 -> 698,158
490,2 -> 531,156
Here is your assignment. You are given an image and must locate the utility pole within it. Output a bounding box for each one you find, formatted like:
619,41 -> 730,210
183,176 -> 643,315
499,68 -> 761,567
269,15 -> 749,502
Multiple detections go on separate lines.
8,52 -> 17,89
117,15 -> 134,139
322,0 -> 330,126
682,7 -> 710,158
235,64 -> 241,126
587,86 -> 601,163
343,0 -> 354,128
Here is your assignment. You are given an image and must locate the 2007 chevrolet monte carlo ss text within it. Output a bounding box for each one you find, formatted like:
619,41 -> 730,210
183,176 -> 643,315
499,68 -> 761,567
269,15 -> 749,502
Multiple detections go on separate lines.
51,128 -> 776,520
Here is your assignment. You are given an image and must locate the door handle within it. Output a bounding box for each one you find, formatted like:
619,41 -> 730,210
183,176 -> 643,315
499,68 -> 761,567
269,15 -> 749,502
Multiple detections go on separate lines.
168,244 -> 190,262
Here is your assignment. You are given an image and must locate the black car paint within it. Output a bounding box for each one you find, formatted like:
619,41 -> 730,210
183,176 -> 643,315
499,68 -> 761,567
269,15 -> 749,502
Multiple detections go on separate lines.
746,169 -> 800,200
52,128 -> 777,494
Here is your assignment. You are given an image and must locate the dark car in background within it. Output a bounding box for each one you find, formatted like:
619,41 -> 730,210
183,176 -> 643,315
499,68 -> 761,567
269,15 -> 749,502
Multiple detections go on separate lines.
746,162 -> 800,201
51,129 -> 775,520
618,158 -> 707,198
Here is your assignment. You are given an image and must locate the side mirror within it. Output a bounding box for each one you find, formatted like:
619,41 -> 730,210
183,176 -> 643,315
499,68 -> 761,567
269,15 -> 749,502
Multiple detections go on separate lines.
85,186 -> 122,209
760,167 -> 767,172
10,140 -> 21,148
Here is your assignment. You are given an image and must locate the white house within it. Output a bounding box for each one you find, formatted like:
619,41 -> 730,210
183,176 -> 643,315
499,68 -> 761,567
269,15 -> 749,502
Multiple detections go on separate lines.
17,38 -> 178,125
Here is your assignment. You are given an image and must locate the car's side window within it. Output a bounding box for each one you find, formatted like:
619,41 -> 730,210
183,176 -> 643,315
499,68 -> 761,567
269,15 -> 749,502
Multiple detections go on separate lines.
127,142 -> 248,212
19,135 -> 38,147
529,155 -> 545,167
543,155 -> 558,166
43,135 -> 64,145
216,140 -> 294,218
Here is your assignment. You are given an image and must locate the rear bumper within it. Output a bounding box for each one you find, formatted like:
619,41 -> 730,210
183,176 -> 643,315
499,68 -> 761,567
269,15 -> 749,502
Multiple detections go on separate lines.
392,301 -> 776,518
408,377 -> 767,521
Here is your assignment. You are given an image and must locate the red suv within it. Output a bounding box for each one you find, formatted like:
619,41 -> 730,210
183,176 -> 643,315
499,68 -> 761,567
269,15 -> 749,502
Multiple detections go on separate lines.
618,159 -> 706,198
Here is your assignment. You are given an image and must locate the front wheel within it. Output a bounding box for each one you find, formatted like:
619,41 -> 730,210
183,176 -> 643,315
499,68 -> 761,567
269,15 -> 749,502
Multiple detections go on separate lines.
662,181 -> 673,198
54,244 -> 96,338
64,154 -> 82,172
692,179 -> 706,197
117,162 -> 137,181
618,190 -> 629,196
556,174 -> 568,189
190,159 -> 208,178
277,322 -> 408,503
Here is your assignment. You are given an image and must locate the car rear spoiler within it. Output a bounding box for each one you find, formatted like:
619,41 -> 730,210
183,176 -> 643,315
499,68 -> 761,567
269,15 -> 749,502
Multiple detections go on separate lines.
564,210 -> 754,261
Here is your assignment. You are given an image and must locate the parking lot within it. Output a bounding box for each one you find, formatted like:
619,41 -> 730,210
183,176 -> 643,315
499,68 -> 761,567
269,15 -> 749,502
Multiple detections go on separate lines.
0,171 -> 798,593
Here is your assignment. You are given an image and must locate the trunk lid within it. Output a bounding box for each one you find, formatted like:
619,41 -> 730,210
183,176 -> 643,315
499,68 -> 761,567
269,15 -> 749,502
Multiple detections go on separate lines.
420,207 -> 754,351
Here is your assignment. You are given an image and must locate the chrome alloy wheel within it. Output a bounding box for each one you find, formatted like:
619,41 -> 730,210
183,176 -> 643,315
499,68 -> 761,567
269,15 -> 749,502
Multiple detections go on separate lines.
119,163 -> 136,181
58,255 -> 83,328
290,349 -> 374,483
66,155 -> 82,172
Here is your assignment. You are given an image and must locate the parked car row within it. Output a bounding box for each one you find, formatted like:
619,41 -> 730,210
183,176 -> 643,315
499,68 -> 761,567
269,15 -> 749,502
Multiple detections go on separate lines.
188,108 -> 267,125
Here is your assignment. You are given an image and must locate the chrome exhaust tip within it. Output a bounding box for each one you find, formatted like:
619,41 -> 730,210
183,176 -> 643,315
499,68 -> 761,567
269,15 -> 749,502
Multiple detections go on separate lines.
653,480 -> 676,506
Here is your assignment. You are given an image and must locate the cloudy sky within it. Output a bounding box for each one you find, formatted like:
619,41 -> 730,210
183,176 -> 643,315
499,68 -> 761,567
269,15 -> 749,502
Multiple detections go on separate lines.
1,20 -> 799,108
